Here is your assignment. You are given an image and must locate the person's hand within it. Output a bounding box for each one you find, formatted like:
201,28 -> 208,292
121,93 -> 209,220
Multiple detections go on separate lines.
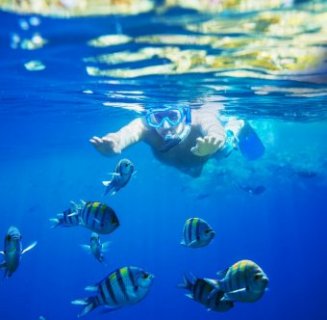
191,135 -> 225,157
89,134 -> 121,156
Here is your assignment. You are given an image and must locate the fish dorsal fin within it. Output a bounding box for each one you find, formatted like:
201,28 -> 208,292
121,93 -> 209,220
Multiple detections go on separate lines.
216,267 -> 229,279
84,285 -> 98,292
22,241 -> 37,255
203,278 -> 219,287
101,242 -> 111,252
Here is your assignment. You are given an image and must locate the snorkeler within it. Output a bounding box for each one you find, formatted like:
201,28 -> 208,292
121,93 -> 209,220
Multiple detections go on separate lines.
90,106 -> 264,177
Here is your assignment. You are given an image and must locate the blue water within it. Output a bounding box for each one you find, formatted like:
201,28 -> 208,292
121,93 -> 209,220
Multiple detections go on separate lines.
1,3 -> 327,320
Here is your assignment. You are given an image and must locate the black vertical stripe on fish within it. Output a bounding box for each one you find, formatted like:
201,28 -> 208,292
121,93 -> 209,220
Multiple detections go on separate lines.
98,286 -> 106,305
198,281 -> 207,304
188,218 -> 194,244
127,267 -> 137,292
99,204 -> 106,227
91,204 -> 101,229
243,263 -> 249,292
193,280 -> 201,301
105,276 -> 118,305
195,219 -> 201,242
235,262 -> 242,291
227,268 -> 234,293
83,203 -> 90,224
116,270 -> 129,301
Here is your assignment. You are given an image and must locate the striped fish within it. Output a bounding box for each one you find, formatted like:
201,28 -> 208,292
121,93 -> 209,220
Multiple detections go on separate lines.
80,232 -> 110,264
179,274 -> 234,312
181,218 -> 215,248
50,208 -> 81,228
0,226 -> 37,277
78,201 -> 119,234
102,159 -> 135,196
72,266 -> 154,317
214,259 -> 269,303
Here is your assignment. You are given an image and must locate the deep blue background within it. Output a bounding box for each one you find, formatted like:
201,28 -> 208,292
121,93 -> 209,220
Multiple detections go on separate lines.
0,7 -> 327,320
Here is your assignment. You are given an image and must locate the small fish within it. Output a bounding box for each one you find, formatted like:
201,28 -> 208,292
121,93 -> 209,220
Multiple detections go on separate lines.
78,201 -> 120,234
49,207 -> 81,228
0,226 -> 37,277
81,232 -> 110,264
211,259 -> 269,303
103,159 -> 135,196
179,274 -> 234,312
180,218 -> 215,248
72,266 -> 154,317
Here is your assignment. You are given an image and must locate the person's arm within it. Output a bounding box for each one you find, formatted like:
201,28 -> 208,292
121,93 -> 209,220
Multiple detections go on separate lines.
190,109 -> 226,157
90,118 -> 148,156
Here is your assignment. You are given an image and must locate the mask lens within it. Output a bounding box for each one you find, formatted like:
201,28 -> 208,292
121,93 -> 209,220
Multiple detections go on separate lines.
147,108 -> 183,127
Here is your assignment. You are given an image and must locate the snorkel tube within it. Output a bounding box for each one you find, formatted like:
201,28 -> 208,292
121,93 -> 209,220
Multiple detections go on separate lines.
159,107 -> 192,153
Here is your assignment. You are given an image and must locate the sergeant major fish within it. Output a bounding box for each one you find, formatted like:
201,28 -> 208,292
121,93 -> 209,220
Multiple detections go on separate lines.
0,226 -> 37,277
78,201 -> 120,234
80,232 -> 110,264
210,259 -> 269,303
49,207 -> 81,228
181,218 -> 215,248
179,274 -> 234,312
103,159 -> 135,196
72,266 -> 154,317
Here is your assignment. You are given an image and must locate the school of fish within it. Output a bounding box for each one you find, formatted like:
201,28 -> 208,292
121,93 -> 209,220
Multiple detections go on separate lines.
1,158 -> 269,318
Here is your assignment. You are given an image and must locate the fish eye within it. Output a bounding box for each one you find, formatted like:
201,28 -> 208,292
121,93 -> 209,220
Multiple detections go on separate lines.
142,273 -> 149,279
204,229 -> 211,234
254,274 -> 262,281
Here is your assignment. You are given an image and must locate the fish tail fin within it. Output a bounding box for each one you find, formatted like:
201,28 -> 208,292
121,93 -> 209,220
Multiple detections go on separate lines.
71,296 -> 99,317
178,273 -> 195,290
0,261 -> 6,270
236,121 -> 265,160
102,180 -> 114,195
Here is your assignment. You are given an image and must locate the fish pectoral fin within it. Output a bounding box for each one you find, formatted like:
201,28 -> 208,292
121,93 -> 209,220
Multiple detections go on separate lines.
180,239 -> 186,246
126,285 -> 138,299
22,241 -> 37,255
188,240 -> 199,246
67,212 -> 79,217
226,287 -> 247,298
0,251 -> 4,255
102,180 -> 112,187
185,293 -> 194,300
108,172 -> 120,177
80,245 -> 91,253
93,218 -> 101,225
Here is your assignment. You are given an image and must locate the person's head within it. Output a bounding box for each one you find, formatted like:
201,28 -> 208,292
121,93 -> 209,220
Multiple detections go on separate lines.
145,106 -> 191,140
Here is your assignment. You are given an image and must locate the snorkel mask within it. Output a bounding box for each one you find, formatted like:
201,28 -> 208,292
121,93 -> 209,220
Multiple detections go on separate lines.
145,106 -> 192,152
